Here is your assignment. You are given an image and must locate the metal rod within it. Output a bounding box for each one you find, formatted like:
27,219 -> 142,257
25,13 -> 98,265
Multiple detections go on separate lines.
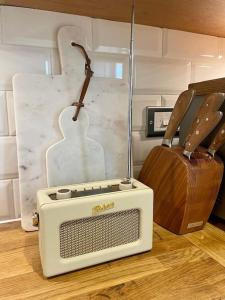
127,0 -> 135,181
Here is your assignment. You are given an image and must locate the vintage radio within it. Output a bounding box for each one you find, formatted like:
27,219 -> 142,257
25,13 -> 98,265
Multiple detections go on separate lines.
34,178 -> 153,277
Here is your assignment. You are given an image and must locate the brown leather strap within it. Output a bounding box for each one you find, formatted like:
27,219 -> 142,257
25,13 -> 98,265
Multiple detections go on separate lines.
71,42 -> 94,121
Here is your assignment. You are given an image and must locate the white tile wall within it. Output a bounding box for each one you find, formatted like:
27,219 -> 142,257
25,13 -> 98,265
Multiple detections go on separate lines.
0,92 -> 9,136
93,19 -> 129,54
135,25 -> 162,57
2,6 -> 92,49
0,45 -> 52,90
132,131 -> 162,164
1,5 -> 225,222
0,180 -> 14,220
93,19 -> 162,57
134,58 -> 191,94
133,164 -> 143,179
161,95 -> 179,107
92,54 -> 128,81
133,95 -> 161,131
0,136 -> 18,179
163,29 -> 220,61
220,38 -> 225,60
191,62 -> 225,83
0,7 -> 2,43
12,178 -> 20,218
6,91 -> 16,135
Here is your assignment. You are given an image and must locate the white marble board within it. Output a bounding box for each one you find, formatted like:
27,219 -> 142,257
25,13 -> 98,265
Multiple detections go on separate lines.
46,107 -> 105,187
13,26 -> 129,231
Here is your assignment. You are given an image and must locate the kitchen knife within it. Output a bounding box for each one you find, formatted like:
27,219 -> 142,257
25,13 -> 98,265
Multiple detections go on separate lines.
208,123 -> 225,157
183,111 -> 223,160
162,89 -> 195,147
185,92 -> 225,143
197,92 -> 224,115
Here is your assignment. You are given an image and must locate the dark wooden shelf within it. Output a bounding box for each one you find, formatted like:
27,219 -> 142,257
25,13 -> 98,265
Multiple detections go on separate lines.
2,0 -> 225,37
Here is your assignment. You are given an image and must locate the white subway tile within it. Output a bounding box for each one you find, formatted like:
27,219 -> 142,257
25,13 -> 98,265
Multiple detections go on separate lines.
191,63 -> 225,83
0,136 -> 18,179
0,180 -> 14,220
161,95 -> 179,107
93,19 -> 129,54
2,6 -> 92,49
13,178 -> 20,218
163,29 -> 220,61
135,25 -> 162,57
93,19 -> 162,57
220,38 -> 225,60
133,95 -> 161,130
0,91 -> 9,136
133,164 -> 143,179
92,54 -> 128,81
6,91 -> 16,135
132,131 -> 162,164
0,45 -> 52,90
0,7 -> 2,43
135,58 -> 191,94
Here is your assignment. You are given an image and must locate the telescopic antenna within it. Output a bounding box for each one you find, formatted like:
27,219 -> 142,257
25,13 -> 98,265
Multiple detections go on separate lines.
127,0 -> 135,181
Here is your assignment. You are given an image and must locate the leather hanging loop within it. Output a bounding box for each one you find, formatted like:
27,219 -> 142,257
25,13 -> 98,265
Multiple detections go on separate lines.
71,42 -> 94,121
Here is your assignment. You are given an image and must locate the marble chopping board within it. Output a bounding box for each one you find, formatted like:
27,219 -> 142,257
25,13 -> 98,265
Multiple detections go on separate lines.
13,26 -> 128,231
46,107 -> 105,187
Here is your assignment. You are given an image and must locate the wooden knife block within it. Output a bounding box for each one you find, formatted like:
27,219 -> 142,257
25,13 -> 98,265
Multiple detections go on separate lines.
139,146 -> 224,234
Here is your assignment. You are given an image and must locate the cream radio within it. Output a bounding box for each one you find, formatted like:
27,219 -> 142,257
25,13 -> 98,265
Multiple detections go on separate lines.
34,178 -> 153,277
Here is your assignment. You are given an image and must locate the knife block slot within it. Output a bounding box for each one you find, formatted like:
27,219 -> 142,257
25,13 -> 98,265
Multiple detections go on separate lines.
139,145 -> 224,234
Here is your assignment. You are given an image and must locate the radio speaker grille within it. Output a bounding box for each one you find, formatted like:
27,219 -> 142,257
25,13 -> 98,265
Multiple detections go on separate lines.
60,209 -> 140,258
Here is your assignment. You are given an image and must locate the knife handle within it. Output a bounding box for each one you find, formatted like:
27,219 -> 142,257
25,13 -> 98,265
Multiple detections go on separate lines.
208,123 -> 225,156
198,93 -> 224,115
184,111 -> 223,158
162,89 -> 195,147
185,92 -> 225,144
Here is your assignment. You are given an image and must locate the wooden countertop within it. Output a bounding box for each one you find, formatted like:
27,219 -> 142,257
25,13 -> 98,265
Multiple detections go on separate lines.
1,221 -> 225,299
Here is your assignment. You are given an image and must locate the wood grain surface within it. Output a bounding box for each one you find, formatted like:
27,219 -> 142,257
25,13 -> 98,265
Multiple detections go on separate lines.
195,93 -> 224,116
184,93 -> 225,146
4,0 -> 225,38
185,111 -> 223,154
2,221 -> 225,299
139,146 -> 224,234
208,123 -> 225,154
163,89 -> 195,142
189,78 -> 225,96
